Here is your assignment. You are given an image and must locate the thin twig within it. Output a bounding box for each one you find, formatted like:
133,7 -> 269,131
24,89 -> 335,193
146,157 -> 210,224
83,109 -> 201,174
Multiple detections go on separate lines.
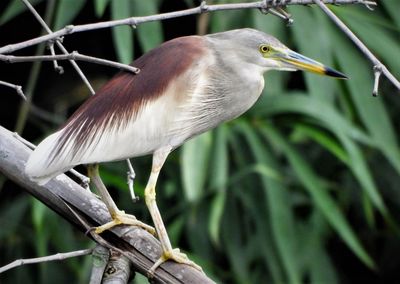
21,0 -> 95,95
0,248 -> 93,274
0,0 -> 376,55
12,132 -> 39,151
73,169 -> 91,191
0,80 -> 26,100
0,52 -> 139,73
14,0 -> 56,134
313,0 -> 400,94
265,7 -> 294,24
260,0 -> 294,24
372,65 -> 382,97
126,159 -> 139,202
197,1 -> 211,35
48,43 -> 64,74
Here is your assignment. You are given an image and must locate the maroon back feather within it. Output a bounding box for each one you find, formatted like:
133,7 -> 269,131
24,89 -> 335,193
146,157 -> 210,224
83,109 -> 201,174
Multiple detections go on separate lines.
50,36 -> 206,163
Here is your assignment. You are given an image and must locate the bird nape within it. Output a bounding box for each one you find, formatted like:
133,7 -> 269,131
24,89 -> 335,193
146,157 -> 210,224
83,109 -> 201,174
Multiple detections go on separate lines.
25,28 -> 347,275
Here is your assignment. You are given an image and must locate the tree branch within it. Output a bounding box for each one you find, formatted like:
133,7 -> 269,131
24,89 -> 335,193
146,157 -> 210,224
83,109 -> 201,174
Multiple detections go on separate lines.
0,0 -> 375,55
102,252 -> 132,284
0,248 -> 93,274
0,125 -> 214,284
0,52 -> 139,74
0,80 -> 26,100
313,0 -> 400,94
21,0 -> 95,94
48,42 -> 64,74
89,245 -> 110,284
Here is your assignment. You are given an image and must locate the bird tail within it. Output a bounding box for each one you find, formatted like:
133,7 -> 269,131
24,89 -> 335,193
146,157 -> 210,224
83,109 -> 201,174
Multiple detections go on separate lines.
25,130 -> 71,185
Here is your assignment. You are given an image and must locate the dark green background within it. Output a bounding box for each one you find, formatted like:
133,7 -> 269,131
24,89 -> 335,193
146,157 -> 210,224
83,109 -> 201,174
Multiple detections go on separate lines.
1,0 -> 400,283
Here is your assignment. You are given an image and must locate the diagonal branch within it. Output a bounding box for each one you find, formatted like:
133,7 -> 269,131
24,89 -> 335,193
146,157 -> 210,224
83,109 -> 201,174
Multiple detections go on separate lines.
0,125 -> 214,284
21,0 -> 95,94
0,80 -> 26,100
0,248 -> 93,274
90,245 -> 110,284
0,0 -> 375,55
0,52 -> 139,73
102,252 -> 132,284
313,0 -> 400,95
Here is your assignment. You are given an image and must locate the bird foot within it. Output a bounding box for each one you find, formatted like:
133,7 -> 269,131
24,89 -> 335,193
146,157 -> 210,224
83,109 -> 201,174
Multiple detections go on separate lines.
148,248 -> 203,277
94,210 -> 155,235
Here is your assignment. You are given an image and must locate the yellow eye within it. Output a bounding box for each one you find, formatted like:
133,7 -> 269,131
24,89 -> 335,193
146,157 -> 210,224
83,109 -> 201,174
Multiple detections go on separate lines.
259,44 -> 271,53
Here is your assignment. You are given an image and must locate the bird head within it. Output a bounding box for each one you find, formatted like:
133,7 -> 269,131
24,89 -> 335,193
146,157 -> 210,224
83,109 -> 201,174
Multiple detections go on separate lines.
257,42 -> 347,79
209,29 -> 347,79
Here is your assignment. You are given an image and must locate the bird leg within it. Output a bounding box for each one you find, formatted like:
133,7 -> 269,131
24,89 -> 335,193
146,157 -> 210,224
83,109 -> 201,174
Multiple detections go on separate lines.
144,147 -> 203,276
87,164 -> 155,235
126,159 -> 139,202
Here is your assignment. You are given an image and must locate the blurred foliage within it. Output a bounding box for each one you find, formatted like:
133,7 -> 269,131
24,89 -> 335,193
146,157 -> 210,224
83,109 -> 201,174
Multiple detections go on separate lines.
1,0 -> 400,283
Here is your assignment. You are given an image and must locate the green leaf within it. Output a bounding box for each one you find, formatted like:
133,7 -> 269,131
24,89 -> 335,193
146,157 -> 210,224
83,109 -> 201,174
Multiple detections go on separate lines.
330,14 -> 400,176
238,122 -> 301,284
208,191 -> 226,246
334,6 -> 400,75
338,132 -> 387,217
209,125 -> 228,191
257,227 -> 286,284
309,239 -> 340,284
292,123 -> 349,164
302,212 -> 339,284
111,0 -> 133,64
381,0 -> 400,30
53,0 -> 85,30
100,168 -> 128,190
181,132 -> 212,202
0,197 -> 28,238
131,0 -> 163,52
0,0 -> 43,25
253,93 -> 388,217
252,93 -> 374,147
222,190 -> 251,283
134,273 -> 151,284
94,0 -> 110,18
290,7 -> 337,102
31,198 -> 46,231
210,10 -> 248,33
167,215 -> 185,245
333,5 -> 399,32
262,125 -> 375,269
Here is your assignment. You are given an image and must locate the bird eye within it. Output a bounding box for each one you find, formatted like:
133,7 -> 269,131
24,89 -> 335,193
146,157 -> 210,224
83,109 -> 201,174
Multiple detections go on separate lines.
259,44 -> 271,53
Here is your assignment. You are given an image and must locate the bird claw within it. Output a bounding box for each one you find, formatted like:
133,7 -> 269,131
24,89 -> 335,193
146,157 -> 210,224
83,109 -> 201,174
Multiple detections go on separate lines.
147,248 -> 203,278
94,210 -> 155,235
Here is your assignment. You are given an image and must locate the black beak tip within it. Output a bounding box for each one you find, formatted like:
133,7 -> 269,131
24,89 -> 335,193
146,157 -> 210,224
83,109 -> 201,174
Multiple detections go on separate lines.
325,67 -> 348,79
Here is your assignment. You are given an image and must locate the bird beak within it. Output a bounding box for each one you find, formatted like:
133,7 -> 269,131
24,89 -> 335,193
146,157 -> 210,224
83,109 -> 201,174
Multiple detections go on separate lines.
277,49 -> 348,79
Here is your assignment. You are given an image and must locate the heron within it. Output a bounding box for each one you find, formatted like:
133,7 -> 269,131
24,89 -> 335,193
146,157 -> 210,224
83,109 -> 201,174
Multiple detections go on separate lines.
25,28 -> 346,274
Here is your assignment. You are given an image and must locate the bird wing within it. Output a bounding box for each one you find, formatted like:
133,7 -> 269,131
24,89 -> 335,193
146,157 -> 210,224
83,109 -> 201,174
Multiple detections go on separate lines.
25,36 -> 207,183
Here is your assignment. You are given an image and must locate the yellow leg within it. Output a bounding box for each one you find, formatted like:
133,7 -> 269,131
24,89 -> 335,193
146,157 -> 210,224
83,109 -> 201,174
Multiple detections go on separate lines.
87,164 -> 155,235
144,147 -> 203,276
